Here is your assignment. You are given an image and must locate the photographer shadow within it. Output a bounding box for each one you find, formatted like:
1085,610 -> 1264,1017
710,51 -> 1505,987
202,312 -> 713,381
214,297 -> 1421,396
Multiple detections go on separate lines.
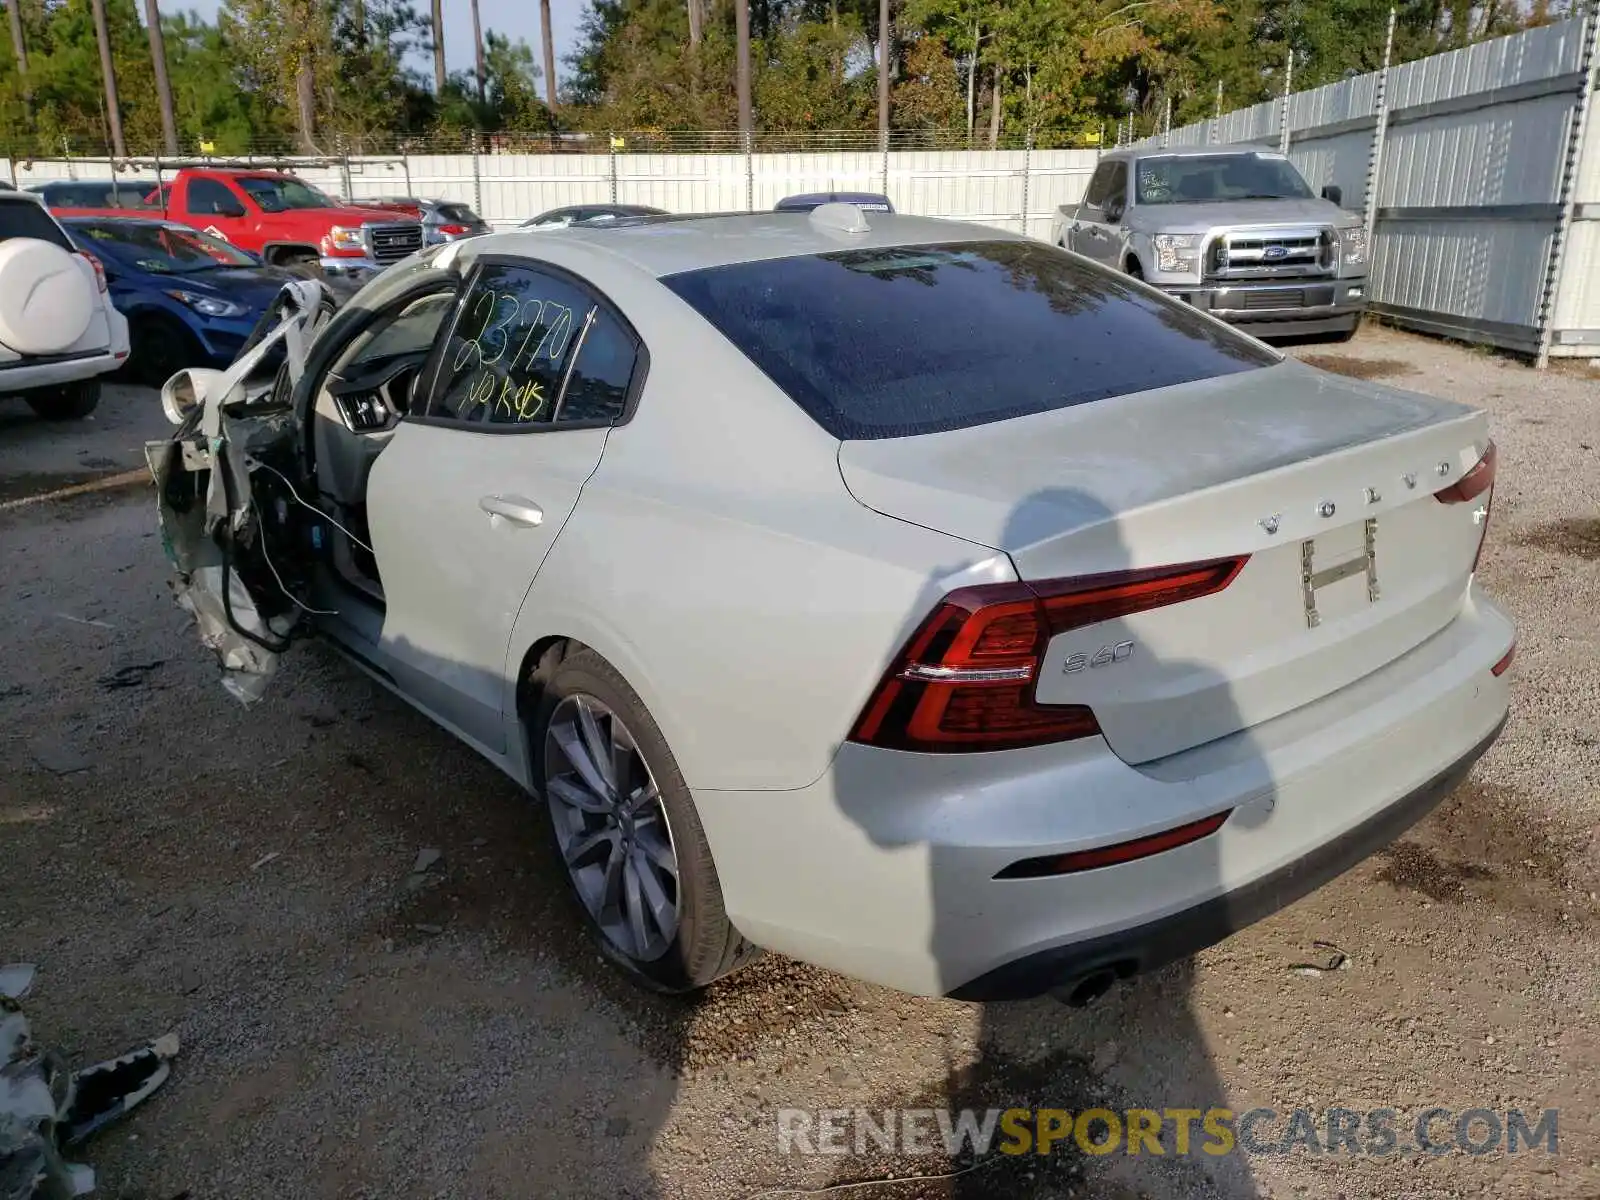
828,485 -> 1266,1198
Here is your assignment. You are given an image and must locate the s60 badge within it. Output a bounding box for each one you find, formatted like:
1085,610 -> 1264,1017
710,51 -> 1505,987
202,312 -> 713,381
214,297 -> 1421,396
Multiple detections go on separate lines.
1064,640 -> 1135,673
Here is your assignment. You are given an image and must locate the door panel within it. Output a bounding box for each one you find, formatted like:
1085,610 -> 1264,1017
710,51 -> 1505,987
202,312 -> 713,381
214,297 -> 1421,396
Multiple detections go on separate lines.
1075,161 -> 1127,268
365,423 -> 609,750
361,257 -> 640,751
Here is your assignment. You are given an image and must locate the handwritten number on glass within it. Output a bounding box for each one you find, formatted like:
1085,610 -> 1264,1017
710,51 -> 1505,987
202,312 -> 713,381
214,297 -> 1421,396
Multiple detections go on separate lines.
451,287 -> 584,423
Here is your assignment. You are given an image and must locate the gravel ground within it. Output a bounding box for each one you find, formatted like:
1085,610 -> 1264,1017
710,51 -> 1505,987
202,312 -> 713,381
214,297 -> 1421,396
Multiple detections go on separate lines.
1,326 -> 1597,1200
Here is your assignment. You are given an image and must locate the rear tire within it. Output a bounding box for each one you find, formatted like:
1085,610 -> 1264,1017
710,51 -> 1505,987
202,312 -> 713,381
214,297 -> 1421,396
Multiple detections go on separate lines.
25,379 -> 100,420
131,313 -> 205,387
532,644 -> 757,994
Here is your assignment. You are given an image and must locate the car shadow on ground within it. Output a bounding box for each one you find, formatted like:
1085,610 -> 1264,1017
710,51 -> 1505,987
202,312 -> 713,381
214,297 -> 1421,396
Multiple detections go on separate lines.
825,487 -> 1261,1198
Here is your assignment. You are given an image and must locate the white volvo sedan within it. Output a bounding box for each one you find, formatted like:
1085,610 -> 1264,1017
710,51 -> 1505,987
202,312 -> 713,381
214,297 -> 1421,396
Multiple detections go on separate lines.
148,206 -> 1513,1003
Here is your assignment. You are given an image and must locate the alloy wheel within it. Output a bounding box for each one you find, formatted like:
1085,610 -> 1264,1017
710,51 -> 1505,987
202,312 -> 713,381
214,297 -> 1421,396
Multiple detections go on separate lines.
543,694 -> 680,962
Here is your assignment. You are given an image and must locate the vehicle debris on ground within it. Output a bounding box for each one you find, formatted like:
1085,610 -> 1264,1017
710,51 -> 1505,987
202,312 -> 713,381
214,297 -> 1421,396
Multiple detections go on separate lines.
0,965 -> 181,1200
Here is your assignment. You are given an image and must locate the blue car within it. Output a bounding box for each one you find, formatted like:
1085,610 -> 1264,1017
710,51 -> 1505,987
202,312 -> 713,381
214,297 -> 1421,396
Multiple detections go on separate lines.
62,216 -> 295,385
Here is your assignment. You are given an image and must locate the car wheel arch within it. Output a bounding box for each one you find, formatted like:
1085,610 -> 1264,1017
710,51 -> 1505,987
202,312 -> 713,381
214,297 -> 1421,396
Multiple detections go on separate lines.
262,241 -> 320,265
506,622 -> 696,794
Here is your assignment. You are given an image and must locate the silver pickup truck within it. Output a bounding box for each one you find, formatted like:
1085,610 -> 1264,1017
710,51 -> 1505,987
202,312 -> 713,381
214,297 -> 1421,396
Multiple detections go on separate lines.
1052,144 -> 1368,341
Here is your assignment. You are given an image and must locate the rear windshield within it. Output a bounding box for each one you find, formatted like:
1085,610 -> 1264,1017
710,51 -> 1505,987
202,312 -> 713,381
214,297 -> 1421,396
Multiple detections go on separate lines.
663,240 -> 1276,439
436,203 -> 481,223
0,199 -> 71,249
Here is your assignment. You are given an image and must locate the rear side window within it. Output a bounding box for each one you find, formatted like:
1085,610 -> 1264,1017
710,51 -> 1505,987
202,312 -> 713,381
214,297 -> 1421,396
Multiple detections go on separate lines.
0,200 -> 71,249
425,262 -> 639,428
663,240 -> 1276,440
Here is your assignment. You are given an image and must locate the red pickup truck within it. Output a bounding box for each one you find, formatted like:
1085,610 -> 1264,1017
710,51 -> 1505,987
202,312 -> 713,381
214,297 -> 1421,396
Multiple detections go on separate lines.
40,168 -> 424,278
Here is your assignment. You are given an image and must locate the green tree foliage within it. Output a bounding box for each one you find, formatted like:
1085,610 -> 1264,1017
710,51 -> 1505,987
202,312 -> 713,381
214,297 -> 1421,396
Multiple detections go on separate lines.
568,0 -> 1565,141
0,0 -> 550,158
0,0 -> 1569,158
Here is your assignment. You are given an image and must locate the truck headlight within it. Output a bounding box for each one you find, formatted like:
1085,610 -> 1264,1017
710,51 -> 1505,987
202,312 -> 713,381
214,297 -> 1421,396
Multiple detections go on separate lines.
1152,233 -> 1200,273
1338,225 -> 1368,267
325,225 -> 366,253
166,290 -> 245,318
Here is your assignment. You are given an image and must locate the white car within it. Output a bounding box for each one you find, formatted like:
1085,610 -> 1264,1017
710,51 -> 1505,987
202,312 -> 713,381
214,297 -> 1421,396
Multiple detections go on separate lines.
0,190 -> 130,418
149,207 -> 1513,1003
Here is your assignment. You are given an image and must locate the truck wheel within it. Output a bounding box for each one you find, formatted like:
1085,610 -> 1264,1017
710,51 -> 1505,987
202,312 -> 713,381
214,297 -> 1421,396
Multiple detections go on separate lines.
25,380 -> 101,420
532,644 -> 759,994
1125,259 -> 1145,280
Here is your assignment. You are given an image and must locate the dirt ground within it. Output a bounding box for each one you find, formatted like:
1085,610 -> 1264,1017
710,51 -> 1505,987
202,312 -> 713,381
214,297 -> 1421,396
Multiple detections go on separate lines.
2,327 -> 1597,1200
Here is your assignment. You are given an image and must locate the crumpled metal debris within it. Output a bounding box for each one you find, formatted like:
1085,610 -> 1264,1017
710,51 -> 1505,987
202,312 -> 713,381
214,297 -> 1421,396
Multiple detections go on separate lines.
0,965 -> 181,1200
145,280 -> 332,705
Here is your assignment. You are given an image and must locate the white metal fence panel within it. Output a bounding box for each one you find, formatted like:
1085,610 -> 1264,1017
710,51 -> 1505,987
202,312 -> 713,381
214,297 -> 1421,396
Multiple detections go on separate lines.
1288,75 -> 1380,131
1371,218 -> 1554,343
1386,18 -> 1588,109
1215,100 -> 1279,146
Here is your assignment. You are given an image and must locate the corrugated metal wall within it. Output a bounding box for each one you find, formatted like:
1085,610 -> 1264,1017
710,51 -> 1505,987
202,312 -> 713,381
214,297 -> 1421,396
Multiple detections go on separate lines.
1144,11 -> 1600,359
1,148 -> 1098,242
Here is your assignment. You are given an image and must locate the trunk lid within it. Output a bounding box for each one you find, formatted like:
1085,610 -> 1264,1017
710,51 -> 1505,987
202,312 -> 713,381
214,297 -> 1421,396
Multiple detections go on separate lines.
838,360 -> 1492,764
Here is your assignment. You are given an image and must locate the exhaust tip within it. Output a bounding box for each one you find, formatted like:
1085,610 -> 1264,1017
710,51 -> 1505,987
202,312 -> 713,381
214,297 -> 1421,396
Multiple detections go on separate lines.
1052,967 -> 1120,1008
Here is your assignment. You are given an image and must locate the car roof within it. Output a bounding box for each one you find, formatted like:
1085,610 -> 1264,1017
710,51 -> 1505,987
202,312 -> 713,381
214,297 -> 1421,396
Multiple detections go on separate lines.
1103,143 -> 1286,160
473,211 -> 1017,278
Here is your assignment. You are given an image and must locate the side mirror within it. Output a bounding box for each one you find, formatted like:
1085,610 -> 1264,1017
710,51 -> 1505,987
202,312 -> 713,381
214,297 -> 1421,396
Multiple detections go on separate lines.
160,366 -> 229,425
217,200 -> 247,218
1320,185 -> 1343,207
1104,197 -> 1126,223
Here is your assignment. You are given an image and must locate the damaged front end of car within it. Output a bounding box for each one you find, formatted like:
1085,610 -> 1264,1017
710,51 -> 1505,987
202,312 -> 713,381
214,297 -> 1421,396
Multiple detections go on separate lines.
144,280 -> 333,704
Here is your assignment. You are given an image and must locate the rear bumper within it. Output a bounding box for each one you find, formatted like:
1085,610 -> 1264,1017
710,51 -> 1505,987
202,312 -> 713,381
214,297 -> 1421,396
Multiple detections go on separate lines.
1163,277 -> 1367,335
950,713 -> 1503,1000
692,584 -> 1513,997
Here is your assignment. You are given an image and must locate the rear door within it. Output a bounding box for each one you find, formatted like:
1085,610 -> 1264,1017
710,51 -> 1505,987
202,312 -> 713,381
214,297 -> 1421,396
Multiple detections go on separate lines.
364,258 -> 643,751
1064,160 -> 1112,251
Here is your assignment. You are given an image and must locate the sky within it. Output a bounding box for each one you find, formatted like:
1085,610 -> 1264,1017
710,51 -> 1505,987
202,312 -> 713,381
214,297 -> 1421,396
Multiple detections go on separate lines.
176,0 -> 588,95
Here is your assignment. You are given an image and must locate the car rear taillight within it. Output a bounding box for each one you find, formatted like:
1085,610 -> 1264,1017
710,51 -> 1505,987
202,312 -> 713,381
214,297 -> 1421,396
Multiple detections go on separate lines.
438,223 -> 471,235
1436,441 -> 1496,571
1435,440 -> 1495,504
78,250 -> 107,293
850,556 -> 1248,753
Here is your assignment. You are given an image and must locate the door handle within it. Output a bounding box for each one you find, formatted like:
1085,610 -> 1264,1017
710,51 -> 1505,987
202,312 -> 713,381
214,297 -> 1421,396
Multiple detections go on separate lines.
478,494 -> 544,527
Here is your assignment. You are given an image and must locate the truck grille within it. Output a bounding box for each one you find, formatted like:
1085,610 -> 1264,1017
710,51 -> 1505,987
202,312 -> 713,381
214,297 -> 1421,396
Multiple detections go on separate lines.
1209,227 -> 1333,279
365,222 -> 424,264
1240,288 -> 1304,310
